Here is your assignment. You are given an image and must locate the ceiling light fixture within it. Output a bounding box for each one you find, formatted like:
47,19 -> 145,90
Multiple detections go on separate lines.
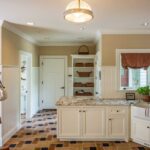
64,0 -> 94,23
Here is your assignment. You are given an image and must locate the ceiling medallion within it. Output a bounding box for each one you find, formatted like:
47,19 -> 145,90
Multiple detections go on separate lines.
64,0 -> 94,23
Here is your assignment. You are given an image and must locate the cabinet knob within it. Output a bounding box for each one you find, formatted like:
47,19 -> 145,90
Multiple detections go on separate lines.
117,110 -> 119,112
147,126 -> 150,129
60,86 -> 65,89
109,119 -> 112,121
79,110 -> 82,112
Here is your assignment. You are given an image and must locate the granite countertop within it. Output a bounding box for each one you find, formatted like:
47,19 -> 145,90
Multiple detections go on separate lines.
56,96 -> 139,106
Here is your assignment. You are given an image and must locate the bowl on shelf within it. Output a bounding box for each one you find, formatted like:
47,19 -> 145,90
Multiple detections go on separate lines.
77,71 -> 92,77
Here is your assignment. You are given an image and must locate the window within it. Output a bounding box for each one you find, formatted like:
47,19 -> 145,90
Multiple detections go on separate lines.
116,49 -> 150,90
120,66 -> 150,90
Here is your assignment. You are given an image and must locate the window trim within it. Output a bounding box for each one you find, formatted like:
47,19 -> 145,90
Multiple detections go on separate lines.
116,49 -> 150,91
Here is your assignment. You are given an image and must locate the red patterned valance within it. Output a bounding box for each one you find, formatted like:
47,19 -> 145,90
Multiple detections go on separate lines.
121,53 -> 150,69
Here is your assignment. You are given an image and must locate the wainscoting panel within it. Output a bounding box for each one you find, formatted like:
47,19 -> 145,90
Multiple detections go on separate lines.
101,66 -> 124,99
2,66 -> 20,145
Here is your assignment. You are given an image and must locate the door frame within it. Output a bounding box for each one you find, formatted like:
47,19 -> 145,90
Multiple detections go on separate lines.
40,55 -> 68,110
19,51 -> 32,124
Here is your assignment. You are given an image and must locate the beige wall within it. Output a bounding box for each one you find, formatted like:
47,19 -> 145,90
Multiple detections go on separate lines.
102,34 -> 150,66
38,45 -> 96,66
2,27 -> 39,67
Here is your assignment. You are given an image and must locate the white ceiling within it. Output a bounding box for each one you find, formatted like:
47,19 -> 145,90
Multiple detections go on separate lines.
0,0 -> 150,45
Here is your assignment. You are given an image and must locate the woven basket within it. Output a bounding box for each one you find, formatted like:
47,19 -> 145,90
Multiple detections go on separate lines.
85,82 -> 94,87
74,82 -> 83,87
85,63 -> 94,67
75,63 -> 84,67
78,45 -> 89,55
77,71 -> 92,77
75,92 -> 93,96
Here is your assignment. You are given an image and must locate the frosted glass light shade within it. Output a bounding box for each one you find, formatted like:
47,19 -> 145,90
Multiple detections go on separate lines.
64,0 -> 94,23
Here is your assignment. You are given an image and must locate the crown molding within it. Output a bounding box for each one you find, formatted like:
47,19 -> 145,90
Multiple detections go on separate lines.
101,29 -> 150,35
3,22 -> 37,45
2,22 -> 95,47
0,20 -> 4,27
37,41 -> 95,46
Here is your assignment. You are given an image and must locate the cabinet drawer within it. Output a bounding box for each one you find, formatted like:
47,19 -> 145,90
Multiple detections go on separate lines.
108,107 -> 126,115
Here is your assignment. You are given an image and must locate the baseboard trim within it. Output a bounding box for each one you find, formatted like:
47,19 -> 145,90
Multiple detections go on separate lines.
2,125 -> 20,145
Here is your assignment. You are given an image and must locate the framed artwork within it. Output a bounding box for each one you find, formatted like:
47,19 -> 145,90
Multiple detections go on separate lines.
126,93 -> 135,100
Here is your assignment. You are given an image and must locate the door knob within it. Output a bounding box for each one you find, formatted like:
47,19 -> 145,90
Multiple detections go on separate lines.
60,87 -> 65,89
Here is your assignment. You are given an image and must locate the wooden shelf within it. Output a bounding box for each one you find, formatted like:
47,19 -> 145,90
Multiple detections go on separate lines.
72,55 -> 95,96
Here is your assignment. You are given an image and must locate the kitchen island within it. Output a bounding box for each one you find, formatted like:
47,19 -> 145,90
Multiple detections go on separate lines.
56,96 -> 138,142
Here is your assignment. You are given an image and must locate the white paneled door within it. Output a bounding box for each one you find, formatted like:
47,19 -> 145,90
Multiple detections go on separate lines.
40,57 -> 66,109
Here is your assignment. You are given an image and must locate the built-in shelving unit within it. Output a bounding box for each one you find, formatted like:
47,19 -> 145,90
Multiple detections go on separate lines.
72,55 -> 95,96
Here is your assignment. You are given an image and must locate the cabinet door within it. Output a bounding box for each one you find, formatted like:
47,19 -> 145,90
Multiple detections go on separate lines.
108,116 -> 126,138
133,119 -> 150,144
83,107 -> 105,137
58,108 -> 81,137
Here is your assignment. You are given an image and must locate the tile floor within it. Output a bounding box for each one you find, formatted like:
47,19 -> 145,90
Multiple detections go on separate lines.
2,110 -> 150,150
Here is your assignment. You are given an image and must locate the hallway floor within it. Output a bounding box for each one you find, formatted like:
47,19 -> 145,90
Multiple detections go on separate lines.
3,110 -> 149,150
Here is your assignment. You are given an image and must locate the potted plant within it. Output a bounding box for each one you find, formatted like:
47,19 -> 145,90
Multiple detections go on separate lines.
136,86 -> 150,102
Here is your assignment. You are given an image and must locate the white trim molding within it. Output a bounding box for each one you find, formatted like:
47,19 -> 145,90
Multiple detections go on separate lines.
102,29 -> 150,35
0,20 -> 4,26
3,21 -> 96,46
2,125 -> 20,145
3,21 -> 37,45
116,49 -> 150,91
19,51 -> 33,123
37,41 -> 95,47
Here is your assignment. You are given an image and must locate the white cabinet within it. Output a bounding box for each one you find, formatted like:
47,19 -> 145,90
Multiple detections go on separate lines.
83,107 -> 105,138
57,106 -> 129,141
58,107 -> 105,139
131,106 -> 150,147
132,119 -> 150,145
58,107 -> 81,137
107,107 -> 128,140
108,116 -> 126,137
